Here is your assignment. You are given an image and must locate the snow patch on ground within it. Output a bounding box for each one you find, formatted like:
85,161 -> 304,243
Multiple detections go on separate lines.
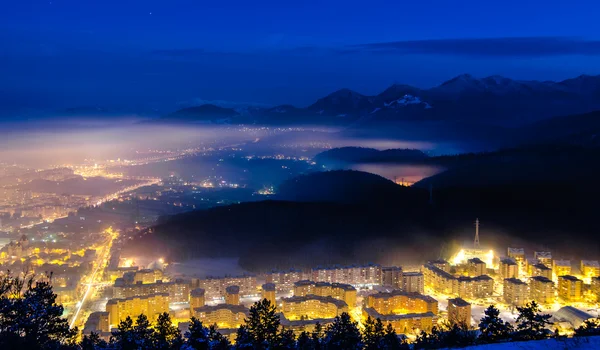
444,336 -> 600,350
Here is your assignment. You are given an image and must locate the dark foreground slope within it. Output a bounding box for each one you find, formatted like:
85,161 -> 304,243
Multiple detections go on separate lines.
131,200 -> 434,270
127,167 -> 600,271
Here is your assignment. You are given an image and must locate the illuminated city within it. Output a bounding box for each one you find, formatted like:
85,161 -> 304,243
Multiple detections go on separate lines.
1,1 -> 600,349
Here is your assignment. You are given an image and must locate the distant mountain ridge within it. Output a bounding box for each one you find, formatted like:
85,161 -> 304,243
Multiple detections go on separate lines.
158,104 -> 239,123
154,74 -> 600,127
314,147 -> 428,167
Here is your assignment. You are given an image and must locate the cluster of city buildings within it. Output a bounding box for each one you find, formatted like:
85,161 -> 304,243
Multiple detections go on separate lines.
0,167 -> 107,226
78,225 -> 600,343
429,248 -> 600,308
79,246 -> 600,342
0,233 -> 109,304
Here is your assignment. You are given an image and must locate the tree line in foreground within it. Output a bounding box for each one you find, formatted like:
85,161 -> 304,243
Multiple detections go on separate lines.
1,273 -> 600,349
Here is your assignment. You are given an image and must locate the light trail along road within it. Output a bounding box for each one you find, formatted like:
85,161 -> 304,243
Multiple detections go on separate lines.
69,228 -> 118,329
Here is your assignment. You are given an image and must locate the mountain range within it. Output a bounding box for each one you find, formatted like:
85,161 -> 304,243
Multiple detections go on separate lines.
154,74 -> 600,127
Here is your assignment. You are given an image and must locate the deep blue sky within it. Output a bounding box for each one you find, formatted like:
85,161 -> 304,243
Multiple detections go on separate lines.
1,0 -> 600,112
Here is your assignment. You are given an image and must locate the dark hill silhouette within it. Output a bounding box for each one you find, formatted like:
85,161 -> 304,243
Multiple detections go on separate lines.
128,179 -> 600,271
307,88 -> 374,117
415,144 -> 600,189
128,200 -> 433,270
276,170 -> 426,204
314,147 -> 428,167
520,110 -> 600,146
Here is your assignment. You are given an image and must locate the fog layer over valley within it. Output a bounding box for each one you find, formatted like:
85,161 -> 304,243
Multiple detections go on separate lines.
3,95 -> 600,273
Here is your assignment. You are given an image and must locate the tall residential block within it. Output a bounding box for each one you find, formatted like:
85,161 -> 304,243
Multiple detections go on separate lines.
189,288 -> 206,311
531,263 -> 552,280
401,272 -> 424,294
225,285 -> 240,305
447,298 -> 471,327
534,251 -> 552,268
467,258 -> 486,277
503,278 -> 528,307
558,275 -> 583,302
382,266 -> 403,289
530,276 -> 554,305
261,283 -> 276,306
499,258 -> 518,279
581,260 -> 600,278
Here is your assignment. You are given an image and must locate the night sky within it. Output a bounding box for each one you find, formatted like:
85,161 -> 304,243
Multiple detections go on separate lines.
1,0 -> 600,111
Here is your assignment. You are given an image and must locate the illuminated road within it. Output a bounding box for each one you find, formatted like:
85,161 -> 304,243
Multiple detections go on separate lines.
19,178 -> 159,231
69,229 -> 118,329
93,179 -> 160,206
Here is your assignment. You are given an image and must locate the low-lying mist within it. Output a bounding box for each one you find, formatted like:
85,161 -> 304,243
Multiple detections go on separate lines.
0,117 -> 481,168
0,121 -> 257,167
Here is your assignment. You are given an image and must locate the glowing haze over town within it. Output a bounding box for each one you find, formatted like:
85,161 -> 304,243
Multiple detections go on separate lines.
1,0 -> 600,348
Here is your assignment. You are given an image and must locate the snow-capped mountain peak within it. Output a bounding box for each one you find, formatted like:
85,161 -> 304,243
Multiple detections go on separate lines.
383,94 -> 432,109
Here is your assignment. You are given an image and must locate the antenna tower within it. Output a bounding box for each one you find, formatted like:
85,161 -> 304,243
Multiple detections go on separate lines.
474,218 -> 480,248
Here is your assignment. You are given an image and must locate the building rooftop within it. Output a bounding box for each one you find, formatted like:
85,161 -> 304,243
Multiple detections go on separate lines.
193,304 -> 249,315
448,298 -> 470,307
424,264 -> 456,280
531,276 -> 553,283
403,271 -> 423,277
500,257 -> 517,265
114,278 -> 190,289
369,290 -> 437,304
554,260 -> 571,267
89,311 -> 109,316
468,257 -> 485,265
293,280 -> 356,291
137,268 -> 155,273
202,274 -> 256,281
363,308 -> 436,321
508,247 -> 525,255
226,285 -> 240,294
533,263 -> 551,271
315,281 -> 331,288
382,266 -> 403,271
190,288 -> 205,297
582,260 -> 600,267
282,294 -> 349,308
262,283 -> 276,291
269,268 -> 303,274
107,292 -> 169,304
458,275 -> 493,282
278,313 -> 335,327
553,306 -> 594,328
331,283 -> 356,291
115,266 -> 139,272
535,251 -> 552,259
558,275 -> 582,282
312,263 -> 381,271
429,259 -> 449,265
504,278 -> 527,285
294,280 -> 313,287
